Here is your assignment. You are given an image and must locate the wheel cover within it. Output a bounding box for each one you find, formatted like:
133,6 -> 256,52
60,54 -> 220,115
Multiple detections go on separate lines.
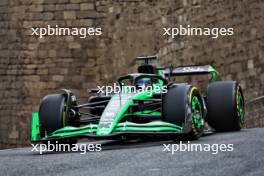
191,96 -> 203,129
236,90 -> 245,125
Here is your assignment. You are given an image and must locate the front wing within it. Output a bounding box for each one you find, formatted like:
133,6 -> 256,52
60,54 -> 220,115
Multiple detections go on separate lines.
31,112 -> 184,142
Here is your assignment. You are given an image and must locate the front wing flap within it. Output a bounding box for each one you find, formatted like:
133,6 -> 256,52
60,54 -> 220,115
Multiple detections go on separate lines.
31,112 -> 184,142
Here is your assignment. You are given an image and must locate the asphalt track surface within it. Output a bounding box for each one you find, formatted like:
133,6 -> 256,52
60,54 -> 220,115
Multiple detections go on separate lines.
0,128 -> 263,176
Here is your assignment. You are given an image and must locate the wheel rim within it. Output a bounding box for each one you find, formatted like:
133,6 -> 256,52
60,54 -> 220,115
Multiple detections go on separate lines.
191,96 -> 203,129
237,90 -> 244,125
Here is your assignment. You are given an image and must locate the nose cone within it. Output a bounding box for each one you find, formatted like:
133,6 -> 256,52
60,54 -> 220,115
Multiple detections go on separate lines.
96,94 -> 133,136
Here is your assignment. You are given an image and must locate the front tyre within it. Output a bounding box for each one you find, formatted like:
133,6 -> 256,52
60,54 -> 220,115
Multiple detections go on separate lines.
39,94 -> 77,145
39,94 -> 67,137
163,84 -> 205,140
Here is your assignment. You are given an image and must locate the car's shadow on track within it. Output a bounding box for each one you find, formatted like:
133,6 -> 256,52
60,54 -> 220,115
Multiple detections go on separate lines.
100,139 -> 172,150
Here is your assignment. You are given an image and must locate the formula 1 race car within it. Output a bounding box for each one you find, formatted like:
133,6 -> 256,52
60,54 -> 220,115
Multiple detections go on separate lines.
31,56 -> 245,144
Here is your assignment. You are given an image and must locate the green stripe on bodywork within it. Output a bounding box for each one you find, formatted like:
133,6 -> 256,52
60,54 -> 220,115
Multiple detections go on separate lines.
208,65 -> 220,82
51,124 -> 98,137
133,110 -> 161,115
114,121 -> 182,132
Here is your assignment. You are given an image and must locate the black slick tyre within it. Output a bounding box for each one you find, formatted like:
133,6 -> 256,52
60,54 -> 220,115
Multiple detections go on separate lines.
39,94 -> 66,137
163,84 -> 205,140
206,81 -> 245,132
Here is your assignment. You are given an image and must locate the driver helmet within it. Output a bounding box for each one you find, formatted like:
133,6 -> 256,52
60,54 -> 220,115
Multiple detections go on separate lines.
136,78 -> 152,89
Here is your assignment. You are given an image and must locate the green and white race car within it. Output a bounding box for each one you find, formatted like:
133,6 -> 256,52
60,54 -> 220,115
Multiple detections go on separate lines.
31,56 -> 245,144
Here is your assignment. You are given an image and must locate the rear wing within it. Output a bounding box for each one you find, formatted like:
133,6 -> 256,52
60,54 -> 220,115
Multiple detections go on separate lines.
163,65 -> 220,82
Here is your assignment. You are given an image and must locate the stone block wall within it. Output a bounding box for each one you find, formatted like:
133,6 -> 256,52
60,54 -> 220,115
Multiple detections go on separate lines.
245,97 -> 264,128
95,0 -> 264,129
0,0 -> 263,148
0,0 -> 100,148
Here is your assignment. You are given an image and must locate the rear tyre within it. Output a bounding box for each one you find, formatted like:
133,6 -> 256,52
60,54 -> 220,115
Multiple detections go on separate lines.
206,81 -> 245,132
163,84 -> 205,140
39,94 -> 76,144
